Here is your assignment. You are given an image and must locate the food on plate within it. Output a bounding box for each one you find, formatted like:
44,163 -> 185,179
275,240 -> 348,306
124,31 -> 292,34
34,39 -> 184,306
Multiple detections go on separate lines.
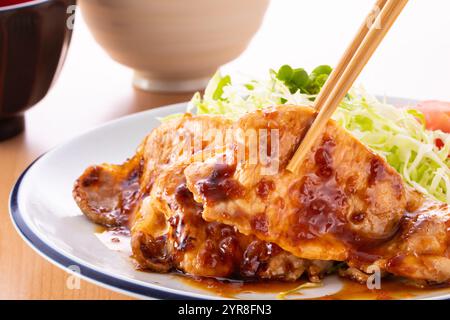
132,161 -> 332,280
188,67 -> 449,203
185,105 -> 449,284
74,114 -> 331,281
73,65 -> 450,289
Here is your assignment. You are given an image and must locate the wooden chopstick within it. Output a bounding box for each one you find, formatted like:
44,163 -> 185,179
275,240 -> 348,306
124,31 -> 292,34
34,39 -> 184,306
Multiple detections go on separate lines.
287,0 -> 408,174
315,0 -> 388,112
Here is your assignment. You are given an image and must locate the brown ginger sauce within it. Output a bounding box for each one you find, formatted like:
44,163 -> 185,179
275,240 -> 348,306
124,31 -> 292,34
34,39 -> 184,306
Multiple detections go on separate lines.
94,225 -> 107,233
178,276 -> 307,299
195,163 -> 245,204
179,275 -> 450,300
317,278 -> 450,300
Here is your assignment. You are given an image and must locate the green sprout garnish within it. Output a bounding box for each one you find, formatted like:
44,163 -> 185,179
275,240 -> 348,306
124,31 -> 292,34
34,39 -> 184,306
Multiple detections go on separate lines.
276,64 -> 332,96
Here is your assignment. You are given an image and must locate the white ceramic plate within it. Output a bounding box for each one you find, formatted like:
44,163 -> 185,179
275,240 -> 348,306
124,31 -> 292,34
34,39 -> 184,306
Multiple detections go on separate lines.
9,101 -> 450,300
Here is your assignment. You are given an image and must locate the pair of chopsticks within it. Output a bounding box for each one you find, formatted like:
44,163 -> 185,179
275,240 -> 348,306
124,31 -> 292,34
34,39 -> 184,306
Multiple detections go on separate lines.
287,0 -> 408,174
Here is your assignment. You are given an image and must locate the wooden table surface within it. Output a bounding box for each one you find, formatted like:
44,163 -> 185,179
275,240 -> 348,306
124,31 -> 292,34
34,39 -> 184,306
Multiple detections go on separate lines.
0,12 -> 194,300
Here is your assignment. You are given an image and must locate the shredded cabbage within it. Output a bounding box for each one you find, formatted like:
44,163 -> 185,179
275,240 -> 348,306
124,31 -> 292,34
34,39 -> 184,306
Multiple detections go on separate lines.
186,70 -> 450,203
187,70 -> 314,119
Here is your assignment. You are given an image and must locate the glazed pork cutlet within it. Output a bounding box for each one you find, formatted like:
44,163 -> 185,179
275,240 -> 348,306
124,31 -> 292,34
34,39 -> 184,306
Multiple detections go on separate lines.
132,161 -> 331,280
73,114 -> 232,230
73,113 -> 332,281
185,105 -> 450,285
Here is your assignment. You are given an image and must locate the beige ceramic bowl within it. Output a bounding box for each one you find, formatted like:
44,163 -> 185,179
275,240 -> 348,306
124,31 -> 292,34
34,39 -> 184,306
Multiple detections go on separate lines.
79,0 -> 270,92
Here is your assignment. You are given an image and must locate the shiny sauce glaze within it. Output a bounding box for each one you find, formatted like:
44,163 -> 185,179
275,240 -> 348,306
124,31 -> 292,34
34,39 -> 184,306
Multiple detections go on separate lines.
318,278 -> 450,300
94,224 -> 130,236
117,162 -> 143,227
134,176 -> 298,279
255,178 -> 276,200
171,180 -> 247,274
78,157 -> 144,228
178,275 -> 307,299
195,163 -> 245,204
287,136 -> 403,265
171,182 -> 203,254
179,275 -> 450,300
288,137 -> 350,241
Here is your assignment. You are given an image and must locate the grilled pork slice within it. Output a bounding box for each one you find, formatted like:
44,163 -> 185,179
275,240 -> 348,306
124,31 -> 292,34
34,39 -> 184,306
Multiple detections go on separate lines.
185,105 -> 450,284
73,155 -> 142,228
74,113 -> 332,281
73,114 -> 232,229
131,161 -> 332,280
373,201 -> 450,284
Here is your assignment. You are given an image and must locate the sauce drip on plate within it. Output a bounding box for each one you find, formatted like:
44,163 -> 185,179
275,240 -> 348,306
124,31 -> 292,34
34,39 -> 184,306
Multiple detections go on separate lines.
178,276 -> 307,299
179,275 -> 450,300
